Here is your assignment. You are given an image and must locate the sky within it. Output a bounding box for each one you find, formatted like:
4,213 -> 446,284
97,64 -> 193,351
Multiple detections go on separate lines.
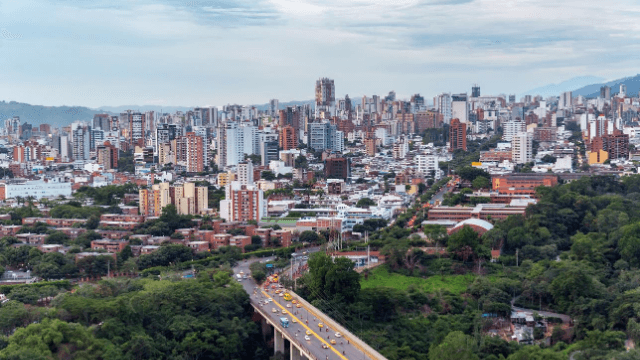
1,0 -> 640,108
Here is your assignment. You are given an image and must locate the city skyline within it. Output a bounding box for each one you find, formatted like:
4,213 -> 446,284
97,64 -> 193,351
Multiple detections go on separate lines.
1,0 -> 640,107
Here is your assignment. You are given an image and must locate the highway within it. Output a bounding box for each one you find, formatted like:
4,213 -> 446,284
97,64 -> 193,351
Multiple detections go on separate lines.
234,259 -> 377,360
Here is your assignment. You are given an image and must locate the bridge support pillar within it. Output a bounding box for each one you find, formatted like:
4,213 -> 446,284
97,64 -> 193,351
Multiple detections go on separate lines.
290,342 -> 307,360
274,327 -> 285,355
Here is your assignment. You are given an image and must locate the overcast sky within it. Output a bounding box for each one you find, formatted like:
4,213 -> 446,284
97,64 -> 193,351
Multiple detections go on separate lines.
0,0 -> 638,108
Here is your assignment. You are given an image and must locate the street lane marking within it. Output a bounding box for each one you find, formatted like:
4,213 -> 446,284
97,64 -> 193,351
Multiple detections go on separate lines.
262,290 -> 348,360
291,294 -> 375,360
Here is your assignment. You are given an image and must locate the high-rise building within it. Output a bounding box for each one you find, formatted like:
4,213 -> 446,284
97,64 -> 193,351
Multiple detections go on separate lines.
139,182 -> 206,217
416,155 -> 440,179
279,125 -> 297,150
315,77 -> 336,118
219,182 -> 266,223
364,137 -> 376,156
600,86 -> 611,100
472,85 -> 481,98
237,162 -> 254,185
558,91 -> 572,110
96,141 -> 118,170
620,84 -> 627,97
449,118 -> 467,152
434,93 -> 452,124
411,94 -> 425,108
269,99 -> 279,118
261,141 -> 279,167
39,124 -> 51,134
602,131 -> 630,160
72,124 -> 91,160
120,111 -> 146,145
451,94 -> 468,124
174,132 -> 204,173
216,121 -> 227,169
503,119 -> 526,142
511,132 -> 533,164
308,121 -> 341,152
324,155 -> 350,180
508,95 -> 516,104
93,114 -> 111,131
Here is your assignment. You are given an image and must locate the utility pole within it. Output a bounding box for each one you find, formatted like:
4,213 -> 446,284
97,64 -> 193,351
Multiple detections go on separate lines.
516,248 -> 519,267
107,260 -> 110,278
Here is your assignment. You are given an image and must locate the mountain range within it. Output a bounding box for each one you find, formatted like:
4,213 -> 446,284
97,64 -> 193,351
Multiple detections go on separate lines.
523,76 -> 605,98
571,74 -> 640,98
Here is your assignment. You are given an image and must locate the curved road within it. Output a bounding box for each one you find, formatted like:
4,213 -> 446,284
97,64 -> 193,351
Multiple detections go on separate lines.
235,259 -> 376,360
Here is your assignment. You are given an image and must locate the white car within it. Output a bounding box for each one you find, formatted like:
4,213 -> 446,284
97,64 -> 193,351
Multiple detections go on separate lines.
335,332 -> 342,338
304,335 -> 311,341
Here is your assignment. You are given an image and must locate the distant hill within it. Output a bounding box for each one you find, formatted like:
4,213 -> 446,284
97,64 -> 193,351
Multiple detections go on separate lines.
251,100 -> 315,111
0,101 -> 110,128
95,105 -> 195,114
522,76 -> 605,97
571,74 -> 640,98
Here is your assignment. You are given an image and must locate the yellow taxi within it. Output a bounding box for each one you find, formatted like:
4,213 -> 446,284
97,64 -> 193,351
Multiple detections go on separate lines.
275,289 -> 282,294
292,318 -> 297,323
292,300 -> 297,304
306,330 -> 312,336
296,304 -> 302,308
318,323 -> 324,328
330,339 -> 336,345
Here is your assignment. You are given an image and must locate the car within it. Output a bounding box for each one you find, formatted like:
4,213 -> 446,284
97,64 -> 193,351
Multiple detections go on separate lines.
281,309 -> 286,314
286,304 -> 292,308
292,318 -> 297,323
330,339 -> 336,345
318,323 -> 324,328
322,344 -> 329,349
304,335 -> 311,341
296,304 -> 302,308
335,332 -> 342,338
279,293 -> 284,297
272,308 -> 277,313
237,279 -> 242,282
275,289 -> 281,294
292,300 -> 297,304
306,330 -> 312,335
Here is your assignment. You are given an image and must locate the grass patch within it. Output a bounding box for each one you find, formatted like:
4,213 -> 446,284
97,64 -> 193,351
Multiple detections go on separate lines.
361,265 -> 480,295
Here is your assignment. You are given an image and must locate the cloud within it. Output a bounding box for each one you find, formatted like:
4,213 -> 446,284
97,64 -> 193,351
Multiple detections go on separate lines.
1,0 -> 640,107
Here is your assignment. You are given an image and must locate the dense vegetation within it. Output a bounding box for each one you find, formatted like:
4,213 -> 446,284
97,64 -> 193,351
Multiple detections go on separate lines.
298,175 -> 640,360
0,273 -> 271,359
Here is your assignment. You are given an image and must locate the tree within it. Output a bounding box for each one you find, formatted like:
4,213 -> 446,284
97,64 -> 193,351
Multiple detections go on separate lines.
447,226 -> 488,262
299,230 -> 320,243
428,331 -> 479,360
472,176 -> 491,190
541,154 -> 557,163
307,252 -> 360,303
356,198 -> 377,208
262,171 -> 276,181
0,318 -> 118,359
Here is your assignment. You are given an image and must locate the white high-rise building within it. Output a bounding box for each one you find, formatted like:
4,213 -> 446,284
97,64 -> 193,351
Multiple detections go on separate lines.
225,121 -> 243,167
435,93 -> 452,124
416,155 -> 440,179
512,132 -> 533,164
503,119 -> 526,142
237,162 -> 254,185
558,91 -> 572,110
451,94 -> 468,124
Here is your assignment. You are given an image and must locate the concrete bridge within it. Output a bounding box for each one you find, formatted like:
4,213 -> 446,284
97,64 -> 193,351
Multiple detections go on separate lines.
235,260 -> 387,360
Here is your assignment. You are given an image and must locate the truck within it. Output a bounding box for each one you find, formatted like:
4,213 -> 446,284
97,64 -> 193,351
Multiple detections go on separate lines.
280,318 -> 289,328
236,274 -> 242,280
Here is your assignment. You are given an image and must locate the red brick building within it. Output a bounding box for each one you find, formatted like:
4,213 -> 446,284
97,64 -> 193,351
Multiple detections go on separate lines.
449,118 -> 467,152
492,174 -> 558,196
279,125 -> 298,150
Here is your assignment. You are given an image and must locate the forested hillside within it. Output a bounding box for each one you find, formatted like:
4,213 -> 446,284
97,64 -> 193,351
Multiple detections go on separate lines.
297,175 -> 640,360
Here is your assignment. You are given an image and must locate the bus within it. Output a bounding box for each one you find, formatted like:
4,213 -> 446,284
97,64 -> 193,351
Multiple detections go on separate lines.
280,318 -> 289,328
284,293 -> 292,301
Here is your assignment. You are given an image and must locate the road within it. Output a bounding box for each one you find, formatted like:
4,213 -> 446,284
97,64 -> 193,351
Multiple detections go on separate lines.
234,259 -> 375,360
